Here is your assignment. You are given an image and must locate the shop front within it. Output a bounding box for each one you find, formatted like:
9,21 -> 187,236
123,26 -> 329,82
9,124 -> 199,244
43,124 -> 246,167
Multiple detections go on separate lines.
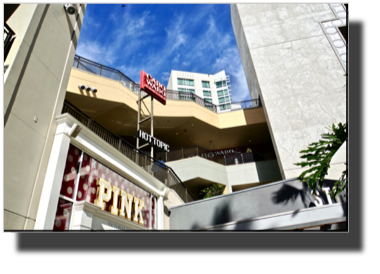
34,113 -> 171,230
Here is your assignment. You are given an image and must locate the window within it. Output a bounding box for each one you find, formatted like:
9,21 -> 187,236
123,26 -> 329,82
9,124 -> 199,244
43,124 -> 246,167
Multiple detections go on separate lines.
216,80 -> 227,88
219,103 -> 231,111
217,90 -> 224,97
178,88 -> 195,93
178,78 -> 194,86
225,96 -> 230,103
224,89 -> 229,95
203,90 -> 211,97
205,98 -> 212,103
218,97 -> 225,104
202,81 -> 210,88
178,88 -> 195,101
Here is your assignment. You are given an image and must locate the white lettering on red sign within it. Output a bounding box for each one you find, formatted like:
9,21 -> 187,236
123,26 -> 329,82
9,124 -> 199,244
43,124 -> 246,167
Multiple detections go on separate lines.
145,73 -> 166,99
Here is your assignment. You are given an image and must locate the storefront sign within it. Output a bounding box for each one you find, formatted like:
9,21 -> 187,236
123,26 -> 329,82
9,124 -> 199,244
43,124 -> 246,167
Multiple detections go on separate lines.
54,145 -> 157,230
140,70 -> 167,105
95,178 -> 145,225
138,129 -> 170,152
310,186 -> 345,206
200,146 -> 252,159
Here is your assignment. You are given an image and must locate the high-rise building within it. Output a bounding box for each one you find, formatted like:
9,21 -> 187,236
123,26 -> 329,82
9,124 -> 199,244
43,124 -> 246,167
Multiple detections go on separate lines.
167,70 -> 234,112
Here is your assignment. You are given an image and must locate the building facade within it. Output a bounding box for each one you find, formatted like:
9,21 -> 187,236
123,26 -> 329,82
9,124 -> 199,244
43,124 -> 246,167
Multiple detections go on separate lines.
167,70 -> 234,112
230,3 -> 347,180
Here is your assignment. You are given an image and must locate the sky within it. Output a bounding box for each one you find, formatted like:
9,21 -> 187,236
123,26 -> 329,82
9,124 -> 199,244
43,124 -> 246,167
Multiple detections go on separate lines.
76,4 -> 251,102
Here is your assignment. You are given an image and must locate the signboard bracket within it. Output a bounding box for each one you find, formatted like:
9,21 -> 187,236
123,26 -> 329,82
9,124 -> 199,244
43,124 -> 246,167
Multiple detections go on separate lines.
136,89 -> 154,158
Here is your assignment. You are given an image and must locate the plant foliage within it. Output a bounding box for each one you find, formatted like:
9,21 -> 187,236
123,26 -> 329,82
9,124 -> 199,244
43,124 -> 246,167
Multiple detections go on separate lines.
294,123 -> 347,198
199,184 -> 225,199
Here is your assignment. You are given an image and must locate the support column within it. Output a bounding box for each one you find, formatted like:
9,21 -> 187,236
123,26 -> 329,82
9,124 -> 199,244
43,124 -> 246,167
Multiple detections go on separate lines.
157,195 -> 165,230
34,132 -> 71,229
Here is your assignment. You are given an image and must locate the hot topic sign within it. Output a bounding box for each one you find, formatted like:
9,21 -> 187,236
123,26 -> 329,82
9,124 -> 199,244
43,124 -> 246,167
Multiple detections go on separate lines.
140,71 -> 167,105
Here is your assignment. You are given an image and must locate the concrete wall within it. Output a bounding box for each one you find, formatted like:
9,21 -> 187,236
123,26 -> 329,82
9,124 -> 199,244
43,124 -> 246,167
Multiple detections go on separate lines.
166,156 -> 282,193
170,178 -> 346,230
4,4 -> 86,230
231,4 -> 346,179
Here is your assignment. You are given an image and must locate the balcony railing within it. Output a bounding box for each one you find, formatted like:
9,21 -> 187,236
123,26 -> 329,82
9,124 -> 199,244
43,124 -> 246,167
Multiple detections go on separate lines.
72,55 -> 261,113
156,145 -> 268,167
4,23 -> 16,62
61,100 -> 196,203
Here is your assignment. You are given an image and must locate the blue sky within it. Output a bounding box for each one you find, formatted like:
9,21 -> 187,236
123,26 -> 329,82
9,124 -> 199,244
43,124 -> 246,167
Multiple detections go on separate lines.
76,4 -> 251,102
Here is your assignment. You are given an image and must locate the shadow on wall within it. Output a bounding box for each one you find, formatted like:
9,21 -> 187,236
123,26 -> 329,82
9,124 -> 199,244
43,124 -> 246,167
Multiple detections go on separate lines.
271,182 -> 310,207
256,160 -> 282,183
191,203 -> 232,230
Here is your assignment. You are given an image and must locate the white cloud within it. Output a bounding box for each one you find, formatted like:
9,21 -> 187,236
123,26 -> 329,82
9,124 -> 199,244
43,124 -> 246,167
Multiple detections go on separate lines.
213,47 -> 250,102
182,62 -> 190,66
162,72 -> 170,81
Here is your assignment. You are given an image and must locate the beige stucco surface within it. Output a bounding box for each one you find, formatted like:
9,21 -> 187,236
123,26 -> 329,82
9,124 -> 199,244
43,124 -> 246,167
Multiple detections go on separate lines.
231,4 -> 346,180
67,68 -> 267,130
4,4 -> 86,230
164,190 -> 184,229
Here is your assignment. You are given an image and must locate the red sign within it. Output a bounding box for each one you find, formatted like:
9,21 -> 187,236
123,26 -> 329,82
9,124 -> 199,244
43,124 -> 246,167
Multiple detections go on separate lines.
140,71 -> 167,105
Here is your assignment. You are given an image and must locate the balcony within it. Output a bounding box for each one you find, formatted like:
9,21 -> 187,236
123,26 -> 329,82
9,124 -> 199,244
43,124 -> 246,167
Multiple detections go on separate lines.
61,100 -> 196,203
72,55 -> 261,113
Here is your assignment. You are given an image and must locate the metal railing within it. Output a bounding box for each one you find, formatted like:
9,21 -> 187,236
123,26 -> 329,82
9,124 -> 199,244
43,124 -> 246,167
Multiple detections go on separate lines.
156,145 -> 268,166
4,23 -> 16,62
72,55 -> 261,113
62,100 -> 196,203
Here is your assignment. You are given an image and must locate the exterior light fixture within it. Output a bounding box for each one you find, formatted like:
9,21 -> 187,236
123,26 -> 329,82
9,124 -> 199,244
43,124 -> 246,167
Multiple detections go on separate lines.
92,87 -> 97,93
64,4 -> 77,15
68,123 -> 82,138
85,85 -> 91,92
78,84 -> 85,89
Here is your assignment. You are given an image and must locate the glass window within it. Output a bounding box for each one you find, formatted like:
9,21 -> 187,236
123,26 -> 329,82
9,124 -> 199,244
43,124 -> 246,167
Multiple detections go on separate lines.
218,97 -> 225,104
205,98 -> 212,103
224,89 -> 229,95
203,90 -> 211,97
179,88 -> 195,101
225,96 -> 230,103
216,80 -> 227,88
178,78 -> 194,86
179,88 -> 195,93
217,90 -> 224,97
219,103 -> 231,111
202,81 -> 210,88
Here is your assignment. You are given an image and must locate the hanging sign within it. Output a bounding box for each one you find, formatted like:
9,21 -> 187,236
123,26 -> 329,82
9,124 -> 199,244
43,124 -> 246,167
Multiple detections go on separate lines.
140,71 -> 167,105
138,130 -> 170,152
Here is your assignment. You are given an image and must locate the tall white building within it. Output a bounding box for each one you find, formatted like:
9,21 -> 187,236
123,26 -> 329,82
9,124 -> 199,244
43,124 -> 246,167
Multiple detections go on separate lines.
167,70 -> 233,112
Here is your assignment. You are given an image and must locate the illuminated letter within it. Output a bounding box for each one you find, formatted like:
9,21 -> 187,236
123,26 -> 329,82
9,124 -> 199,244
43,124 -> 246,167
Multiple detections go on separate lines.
110,186 -> 120,216
311,190 -> 323,207
133,197 -> 145,225
322,187 -> 333,204
94,178 -> 112,210
119,190 -> 134,220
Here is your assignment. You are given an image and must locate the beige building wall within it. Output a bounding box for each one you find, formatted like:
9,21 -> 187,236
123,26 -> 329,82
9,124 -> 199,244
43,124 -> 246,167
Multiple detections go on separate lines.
231,4 -> 346,179
4,4 -> 86,230
67,68 -> 267,130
